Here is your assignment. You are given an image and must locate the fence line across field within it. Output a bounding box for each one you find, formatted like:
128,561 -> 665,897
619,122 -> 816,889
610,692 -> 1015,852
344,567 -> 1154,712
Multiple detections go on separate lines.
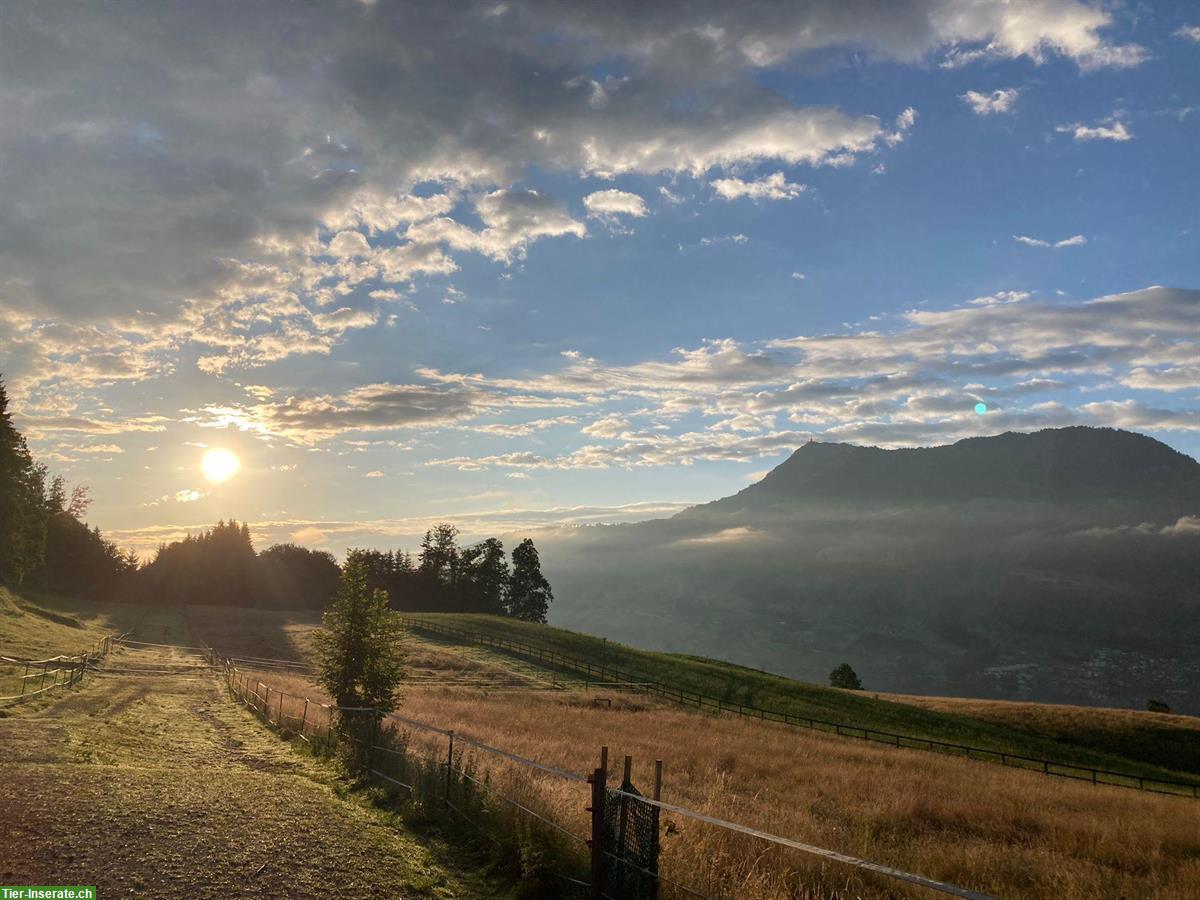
215,652 -> 995,899
400,616 -> 1200,799
0,632 -> 124,705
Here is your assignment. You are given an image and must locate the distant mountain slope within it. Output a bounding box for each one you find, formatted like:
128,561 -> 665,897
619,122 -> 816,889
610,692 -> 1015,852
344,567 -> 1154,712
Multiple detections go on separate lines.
682,427 -> 1200,519
536,427 -> 1200,713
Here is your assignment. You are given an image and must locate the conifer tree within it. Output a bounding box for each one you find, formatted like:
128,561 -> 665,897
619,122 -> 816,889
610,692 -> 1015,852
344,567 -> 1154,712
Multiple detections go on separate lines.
314,550 -> 406,733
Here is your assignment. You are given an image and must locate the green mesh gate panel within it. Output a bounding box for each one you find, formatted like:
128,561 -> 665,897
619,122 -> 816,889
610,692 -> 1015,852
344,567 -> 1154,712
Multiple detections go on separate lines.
603,780 -> 660,899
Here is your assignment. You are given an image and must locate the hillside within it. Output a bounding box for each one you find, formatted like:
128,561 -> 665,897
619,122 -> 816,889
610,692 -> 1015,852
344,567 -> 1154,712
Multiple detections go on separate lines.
533,427 -> 1200,712
400,612 -> 1200,785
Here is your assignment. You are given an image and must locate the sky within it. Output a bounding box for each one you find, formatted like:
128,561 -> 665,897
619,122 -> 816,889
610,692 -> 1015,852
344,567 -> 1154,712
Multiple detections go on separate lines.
1,0 -> 1198,558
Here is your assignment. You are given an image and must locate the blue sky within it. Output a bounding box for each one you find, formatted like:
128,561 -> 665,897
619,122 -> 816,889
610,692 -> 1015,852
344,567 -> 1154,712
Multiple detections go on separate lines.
1,1 -> 1198,556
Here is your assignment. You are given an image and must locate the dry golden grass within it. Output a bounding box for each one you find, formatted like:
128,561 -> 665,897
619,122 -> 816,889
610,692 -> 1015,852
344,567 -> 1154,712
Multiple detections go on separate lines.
234,637 -> 1200,900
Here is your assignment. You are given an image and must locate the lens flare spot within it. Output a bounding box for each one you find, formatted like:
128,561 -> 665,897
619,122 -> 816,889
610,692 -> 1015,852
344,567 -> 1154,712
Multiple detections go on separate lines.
974,402 -> 988,415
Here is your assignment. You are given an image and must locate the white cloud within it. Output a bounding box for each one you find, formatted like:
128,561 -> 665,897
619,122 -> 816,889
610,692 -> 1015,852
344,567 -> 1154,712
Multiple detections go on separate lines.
1056,116 -> 1132,142
1013,234 -> 1087,248
407,189 -> 586,263
1173,25 -> 1200,43
583,189 -> 648,220
311,307 -> 379,332
710,172 -> 807,201
961,88 -> 1020,115
326,231 -> 373,259
410,286 -> 1200,465
700,234 -> 750,246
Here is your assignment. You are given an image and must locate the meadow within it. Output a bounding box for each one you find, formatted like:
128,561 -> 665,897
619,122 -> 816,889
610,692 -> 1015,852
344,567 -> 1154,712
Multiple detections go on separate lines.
195,605 -> 1200,899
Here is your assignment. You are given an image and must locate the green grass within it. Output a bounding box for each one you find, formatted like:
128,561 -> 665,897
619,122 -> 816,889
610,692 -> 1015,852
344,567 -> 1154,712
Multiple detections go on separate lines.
0,587 -> 147,700
405,613 -> 1200,787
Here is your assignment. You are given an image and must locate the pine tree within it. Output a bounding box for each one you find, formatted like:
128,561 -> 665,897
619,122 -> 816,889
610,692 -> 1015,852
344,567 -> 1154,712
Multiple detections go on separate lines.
314,550 -> 407,737
0,376 -> 47,583
506,538 -> 552,622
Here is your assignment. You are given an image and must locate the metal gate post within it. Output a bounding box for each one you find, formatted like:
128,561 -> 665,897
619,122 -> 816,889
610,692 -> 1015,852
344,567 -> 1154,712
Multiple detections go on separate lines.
588,766 -> 607,899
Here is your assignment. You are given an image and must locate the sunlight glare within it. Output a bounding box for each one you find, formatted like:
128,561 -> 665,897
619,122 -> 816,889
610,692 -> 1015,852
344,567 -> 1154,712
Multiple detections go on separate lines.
200,448 -> 241,484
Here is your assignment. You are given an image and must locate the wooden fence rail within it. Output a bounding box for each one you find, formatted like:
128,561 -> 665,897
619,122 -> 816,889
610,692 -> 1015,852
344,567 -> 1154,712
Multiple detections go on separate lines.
0,632 -> 123,706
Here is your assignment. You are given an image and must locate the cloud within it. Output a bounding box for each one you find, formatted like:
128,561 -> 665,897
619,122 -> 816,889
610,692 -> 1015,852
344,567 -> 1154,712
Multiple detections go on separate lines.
311,306 -> 379,332
1056,116 -> 1133,142
407,189 -> 586,262
3,0 -> 1130,398
960,88 -> 1020,115
291,526 -> 327,546
411,286 -> 1200,466
710,172 -> 807,201
1013,234 -> 1087,248
700,234 -> 750,246
583,189 -> 648,220
199,382 -> 499,442
1175,25 -> 1200,43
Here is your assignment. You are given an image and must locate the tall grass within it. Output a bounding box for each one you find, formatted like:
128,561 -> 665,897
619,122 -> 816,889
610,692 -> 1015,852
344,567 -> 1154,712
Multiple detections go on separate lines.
234,657 -> 1200,900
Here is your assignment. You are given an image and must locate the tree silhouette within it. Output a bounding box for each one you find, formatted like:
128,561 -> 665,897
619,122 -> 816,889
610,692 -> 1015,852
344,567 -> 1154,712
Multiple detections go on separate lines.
829,663 -> 862,690
507,538 -> 553,622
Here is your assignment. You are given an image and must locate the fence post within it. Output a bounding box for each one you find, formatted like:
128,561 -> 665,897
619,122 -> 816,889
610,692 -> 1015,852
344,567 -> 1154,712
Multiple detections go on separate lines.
278,690 -> 284,726
445,730 -> 455,804
40,661 -> 48,691
616,754 -> 632,885
21,661 -> 28,696
300,699 -> 309,736
588,767 -> 607,900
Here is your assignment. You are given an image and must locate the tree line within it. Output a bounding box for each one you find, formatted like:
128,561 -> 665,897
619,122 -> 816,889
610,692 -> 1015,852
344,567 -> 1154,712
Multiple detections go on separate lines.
0,376 -> 552,620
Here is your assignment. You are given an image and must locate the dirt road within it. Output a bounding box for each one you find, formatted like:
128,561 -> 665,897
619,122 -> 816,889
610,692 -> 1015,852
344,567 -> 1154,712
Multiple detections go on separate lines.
0,617 -> 497,899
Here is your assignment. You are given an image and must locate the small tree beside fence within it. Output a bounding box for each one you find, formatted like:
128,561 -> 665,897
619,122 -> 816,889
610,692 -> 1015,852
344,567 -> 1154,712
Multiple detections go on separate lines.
314,550 -> 406,765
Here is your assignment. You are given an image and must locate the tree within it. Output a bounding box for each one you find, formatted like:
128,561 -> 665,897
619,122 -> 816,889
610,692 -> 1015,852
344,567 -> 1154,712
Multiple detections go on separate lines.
418,522 -> 459,583
461,538 -> 508,614
1146,699 -> 1171,714
0,376 -> 48,584
258,543 -> 341,608
507,538 -> 552,622
829,663 -> 862,690
314,550 -> 406,738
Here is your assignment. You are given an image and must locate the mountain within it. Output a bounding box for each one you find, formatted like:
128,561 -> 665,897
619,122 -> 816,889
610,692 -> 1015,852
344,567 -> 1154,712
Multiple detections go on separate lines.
685,427 -> 1200,515
535,428 -> 1200,713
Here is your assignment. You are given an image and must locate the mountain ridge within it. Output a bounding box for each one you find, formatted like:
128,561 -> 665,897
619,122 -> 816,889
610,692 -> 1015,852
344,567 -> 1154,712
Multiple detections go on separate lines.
678,426 -> 1200,521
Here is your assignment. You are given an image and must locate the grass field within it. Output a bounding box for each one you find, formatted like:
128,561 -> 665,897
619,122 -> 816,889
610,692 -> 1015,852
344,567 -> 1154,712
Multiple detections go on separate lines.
878,691 -> 1200,776
0,600 -> 510,898
192,604 -> 1200,899
0,588 -> 144,699
404,613 -> 1200,784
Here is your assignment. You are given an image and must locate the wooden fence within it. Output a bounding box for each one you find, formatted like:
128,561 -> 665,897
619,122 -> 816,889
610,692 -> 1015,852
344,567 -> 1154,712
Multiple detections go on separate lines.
399,616 -> 1200,799
0,633 -> 122,706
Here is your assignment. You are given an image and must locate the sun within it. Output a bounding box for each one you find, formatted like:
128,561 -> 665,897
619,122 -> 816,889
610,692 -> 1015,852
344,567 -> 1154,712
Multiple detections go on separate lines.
200,448 -> 241,484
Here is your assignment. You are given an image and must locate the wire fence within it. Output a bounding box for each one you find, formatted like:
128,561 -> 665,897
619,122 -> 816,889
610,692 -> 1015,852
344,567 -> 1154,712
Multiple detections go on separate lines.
0,633 -> 124,706
400,616 -> 1200,799
210,645 -> 996,900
